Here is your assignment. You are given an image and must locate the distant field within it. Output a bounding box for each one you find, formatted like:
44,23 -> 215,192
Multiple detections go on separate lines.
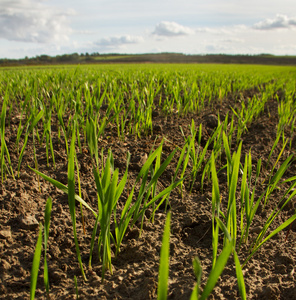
93,55 -> 135,60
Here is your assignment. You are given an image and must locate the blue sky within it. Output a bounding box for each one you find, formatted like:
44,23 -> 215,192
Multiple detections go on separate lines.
1,0 -> 296,59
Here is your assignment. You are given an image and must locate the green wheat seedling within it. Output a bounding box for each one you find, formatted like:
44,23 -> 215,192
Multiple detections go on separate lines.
30,223 -> 43,300
67,122 -> 87,280
225,142 -> 242,248
130,142 -> 182,229
157,211 -> 171,300
179,120 -> 211,194
263,153 -> 293,208
216,218 -> 247,300
41,108 -> 56,168
113,145 -> 182,256
75,150 -> 86,235
88,142 -> 180,279
210,152 -> 248,300
176,125 -> 195,197
30,139 -> 180,281
30,197 -> 52,300
243,174 -> 296,267
266,130 -> 286,170
43,198 -> 52,296
210,152 -> 222,269
211,137 -> 296,272
88,148 -> 129,280
199,123 -> 225,192
0,90 -> 15,181
156,211 -> 239,300
190,241 -> 235,300
17,109 -> 44,177
239,150 -> 262,247
57,105 -> 69,156
230,92 -> 267,146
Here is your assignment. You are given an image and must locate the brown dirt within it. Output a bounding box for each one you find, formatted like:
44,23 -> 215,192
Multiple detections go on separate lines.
1,89 -> 296,299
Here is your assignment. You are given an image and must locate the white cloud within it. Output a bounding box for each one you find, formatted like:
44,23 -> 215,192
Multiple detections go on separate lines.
253,14 -> 296,30
153,21 -> 194,36
95,35 -> 144,47
0,0 -> 73,43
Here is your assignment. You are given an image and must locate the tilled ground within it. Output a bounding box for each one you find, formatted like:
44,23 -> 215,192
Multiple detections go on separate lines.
1,89 -> 296,299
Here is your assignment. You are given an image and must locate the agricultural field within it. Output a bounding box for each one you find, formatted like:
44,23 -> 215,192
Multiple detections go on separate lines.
0,63 -> 296,299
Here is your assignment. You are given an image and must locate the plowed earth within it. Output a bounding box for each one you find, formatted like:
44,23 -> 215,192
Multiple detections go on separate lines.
1,87 -> 296,299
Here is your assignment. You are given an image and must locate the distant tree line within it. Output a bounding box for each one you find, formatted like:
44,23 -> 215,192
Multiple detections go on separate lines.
0,52 -> 100,66
1,53 -> 296,67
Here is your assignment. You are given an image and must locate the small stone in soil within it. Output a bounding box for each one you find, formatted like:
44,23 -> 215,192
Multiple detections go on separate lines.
0,228 -> 12,239
19,215 -> 39,230
204,114 -> 218,129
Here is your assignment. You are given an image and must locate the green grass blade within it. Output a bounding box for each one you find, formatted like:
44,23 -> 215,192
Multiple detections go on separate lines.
226,142 -> 242,245
234,251 -> 246,300
210,153 -> 220,268
115,187 -> 135,256
135,142 -> 163,183
137,177 -> 185,219
243,213 -> 296,268
89,214 -> 100,267
157,211 -> 171,300
190,257 -> 202,299
132,147 -> 177,224
31,110 -> 44,129
215,217 -> 232,242
222,131 -> 232,164
30,223 -> 43,300
200,242 -> 233,300
44,197 -> 52,295
68,122 -> 86,281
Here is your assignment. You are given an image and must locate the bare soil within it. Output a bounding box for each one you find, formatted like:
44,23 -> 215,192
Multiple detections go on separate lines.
1,88 -> 296,299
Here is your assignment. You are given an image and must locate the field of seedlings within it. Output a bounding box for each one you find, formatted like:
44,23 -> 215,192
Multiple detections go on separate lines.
0,63 -> 296,299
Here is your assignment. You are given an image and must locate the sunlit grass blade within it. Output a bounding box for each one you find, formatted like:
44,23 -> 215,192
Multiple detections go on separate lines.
17,110 -> 44,177
234,251 -> 246,300
210,153 -> 220,268
215,217 -> 232,242
157,211 -> 171,300
67,121 -> 86,281
243,213 -> 296,268
135,141 -> 163,183
114,187 -> 135,257
263,154 -> 293,208
266,131 -> 281,169
136,177 -> 184,222
44,197 -> 52,296
190,257 -> 202,300
0,92 -> 15,181
199,241 -> 233,300
90,149 -> 130,280
30,223 -> 43,300
132,144 -> 178,225
225,142 -> 242,246
88,213 -> 100,267
75,152 -> 86,235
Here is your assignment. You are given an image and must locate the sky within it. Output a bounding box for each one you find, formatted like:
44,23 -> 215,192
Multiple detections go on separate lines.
1,0 -> 296,59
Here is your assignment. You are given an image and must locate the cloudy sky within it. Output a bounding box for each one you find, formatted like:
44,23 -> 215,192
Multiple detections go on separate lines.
1,0 -> 296,59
